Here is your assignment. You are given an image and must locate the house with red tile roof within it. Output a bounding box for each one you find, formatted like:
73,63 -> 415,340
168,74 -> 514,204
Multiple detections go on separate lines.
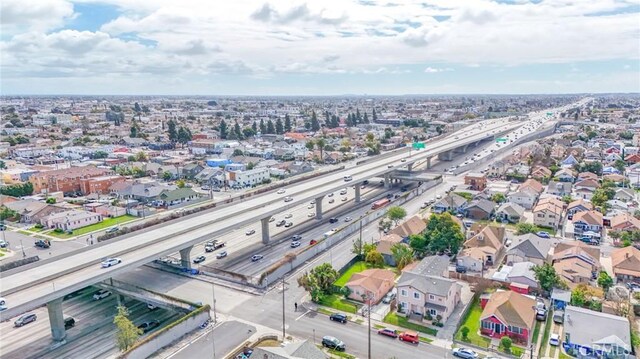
611,246 -> 640,283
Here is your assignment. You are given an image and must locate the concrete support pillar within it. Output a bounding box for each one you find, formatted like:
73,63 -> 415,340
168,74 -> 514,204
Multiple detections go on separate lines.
261,217 -> 270,244
438,150 -> 453,161
116,294 -> 125,307
179,246 -> 193,269
384,175 -> 391,189
407,163 -> 413,172
47,298 -> 66,341
462,144 -> 469,153
355,185 -> 361,203
315,196 -> 324,220
426,157 -> 432,169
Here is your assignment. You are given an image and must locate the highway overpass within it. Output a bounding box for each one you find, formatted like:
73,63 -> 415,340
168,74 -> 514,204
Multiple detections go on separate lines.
0,101 -> 582,340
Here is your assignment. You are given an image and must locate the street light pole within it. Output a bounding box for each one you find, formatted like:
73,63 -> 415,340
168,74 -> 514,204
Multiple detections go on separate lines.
367,292 -> 372,359
20,239 -> 25,257
212,280 -> 218,324
282,275 -> 286,341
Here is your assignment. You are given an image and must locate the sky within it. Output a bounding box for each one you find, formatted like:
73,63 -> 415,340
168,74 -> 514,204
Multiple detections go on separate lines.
1,0 -> 639,95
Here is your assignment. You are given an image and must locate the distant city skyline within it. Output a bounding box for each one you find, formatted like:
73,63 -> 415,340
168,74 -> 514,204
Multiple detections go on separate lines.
1,0 -> 639,95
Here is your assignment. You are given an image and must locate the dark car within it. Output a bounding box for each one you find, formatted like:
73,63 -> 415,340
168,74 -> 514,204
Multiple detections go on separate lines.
329,313 -> 347,323
64,317 -> 75,330
138,320 -> 160,333
377,328 -> 398,338
322,336 -> 345,351
329,217 -> 339,223
14,313 -> 37,327
34,239 -> 51,248
455,265 -> 467,273
193,255 -> 206,264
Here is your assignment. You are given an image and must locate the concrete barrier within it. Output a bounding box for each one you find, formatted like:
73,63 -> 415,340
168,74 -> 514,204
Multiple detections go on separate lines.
118,306 -> 211,359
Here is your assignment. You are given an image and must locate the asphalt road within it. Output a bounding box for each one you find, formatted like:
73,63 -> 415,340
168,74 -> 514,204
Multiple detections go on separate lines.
169,320 -> 255,359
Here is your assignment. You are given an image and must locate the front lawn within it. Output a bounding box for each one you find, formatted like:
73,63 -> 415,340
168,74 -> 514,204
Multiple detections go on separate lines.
532,320 -> 542,347
334,261 -> 369,287
383,312 -> 438,336
317,294 -> 358,314
48,215 -> 138,239
455,297 -> 491,348
501,344 -> 525,357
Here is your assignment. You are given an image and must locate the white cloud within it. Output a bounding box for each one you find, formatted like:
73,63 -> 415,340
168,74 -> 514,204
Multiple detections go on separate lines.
424,66 -> 453,73
1,0 -> 75,34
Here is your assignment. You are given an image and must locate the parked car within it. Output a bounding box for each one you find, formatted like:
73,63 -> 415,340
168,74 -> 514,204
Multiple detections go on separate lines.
105,226 -> 119,234
553,310 -> 564,324
536,231 -> 551,238
322,336 -> 346,351
101,258 -> 122,268
536,308 -> 547,321
382,290 -> 396,304
147,303 -> 158,310
0,239 -> 7,248
14,313 -> 37,327
93,290 -> 111,300
290,241 -> 301,248
246,229 -> 256,235
329,313 -> 347,323
398,330 -> 419,344
377,328 -> 398,338
193,255 -> 206,264
455,265 -> 467,273
452,347 -> 479,358
138,320 -> 160,333
216,251 -> 228,259
549,333 -> 560,346
251,254 -> 264,262
64,317 -> 75,329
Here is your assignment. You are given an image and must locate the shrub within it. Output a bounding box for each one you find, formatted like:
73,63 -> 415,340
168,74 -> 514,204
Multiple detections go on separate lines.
461,326 -> 470,340
53,228 -> 64,233
501,336 -> 513,353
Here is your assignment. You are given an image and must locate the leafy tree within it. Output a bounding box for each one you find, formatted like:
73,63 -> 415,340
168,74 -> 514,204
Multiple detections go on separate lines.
390,243 -> 413,270
386,206 -> 407,226
423,213 -> 464,254
219,119 -> 228,139
133,102 -> 142,113
310,110 -> 321,131
284,114 -> 292,132
378,218 -> 392,236
372,108 -> 377,122
114,305 -> 142,351
561,195 -> 573,204
500,336 -> 512,353
409,234 -> 428,255
167,119 -> 178,144
177,126 -> 193,146
232,149 -> 244,156
233,121 -> 243,140
574,162 -> 603,176
129,122 -> 139,138
352,236 -> 363,258
46,197 -> 56,204
259,119 -> 266,134
93,151 -> 108,159
515,223 -> 537,235
305,140 -> 315,152
176,179 -> 185,188
266,119 -> 275,134
242,127 -> 255,138
365,250 -> 384,268
135,151 -> 147,162
363,243 -> 377,258
315,138 -> 326,161
532,263 -> 565,293
455,192 -> 473,201
491,193 -> 506,203
461,326 -> 470,341
0,206 -> 19,221
275,118 -> 284,134
297,263 -> 339,302
132,167 -> 145,178
127,155 -> 136,162
0,182 -> 34,197
0,160 -> 5,169
162,171 -> 173,181
613,159 -> 626,173
597,271 -> 613,293
591,188 -> 611,208
363,112 -> 369,124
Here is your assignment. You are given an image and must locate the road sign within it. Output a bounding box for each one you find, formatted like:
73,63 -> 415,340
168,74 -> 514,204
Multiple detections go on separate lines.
412,142 -> 425,149
496,138 -> 507,143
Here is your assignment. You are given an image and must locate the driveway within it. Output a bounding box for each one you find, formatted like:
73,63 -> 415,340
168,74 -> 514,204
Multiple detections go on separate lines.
437,281 -> 473,339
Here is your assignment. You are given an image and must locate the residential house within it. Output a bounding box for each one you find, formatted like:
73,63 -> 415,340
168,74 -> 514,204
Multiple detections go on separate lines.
181,163 -> 204,179
79,175 -> 126,195
532,197 -> 564,230
611,246 -> 640,283
577,172 -> 598,182
5,199 -> 67,224
377,234 -> 404,266
388,215 -> 427,239
561,154 -> 579,167
507,188 -> 539,210
464,199 -> 495,220
562,306 -> 631,357
157,188 -> 201,207
550,288 -> 571,310
495,202 -> 525,223
625,153 -> 640,164
228,167 -> 270,188
458,225 -> 505,271
505,233 -> 556,266
29,166 -> 113,194
464,173 -> 487,191
488,160 -> 509,178
396,257 -> 461,322
479,290 -> 536,345
432,193 -> 468,214
566,199 -> 593,219
531,166 -> 552,180
42,210 -> 103,231
609,212 -> 640,232
546,180 -> 572,197
555,168 -> 576,183
520,178 -> 544,195
250,339 -> 327,359
552,242 -> 600,286
572,210 -> 603,240
345,269 -> 396,304
506,262 -> 538,289
614,188 -> 635,202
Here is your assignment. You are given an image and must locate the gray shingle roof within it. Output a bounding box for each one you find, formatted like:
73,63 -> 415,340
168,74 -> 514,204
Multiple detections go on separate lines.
564,306 -> 631,351
507,233 -> 556,261
397,271 -> 457,297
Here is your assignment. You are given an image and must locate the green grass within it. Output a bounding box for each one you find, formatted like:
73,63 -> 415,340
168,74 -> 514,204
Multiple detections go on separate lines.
559,350 -> 573,359
327,349 -> 356,359
318,308 -> 335,316
419,336 -> 434,344
455,298 -> 491,348
383,312 -> 438,336
317,294 -> 358,314
532,320 -> 542,347
501,345 -> 524,357
334,261 -> 369,287
47,215 -> 138,239
550,343 -> 557,357
539,313 -> 553,356
373,324 -> 385,329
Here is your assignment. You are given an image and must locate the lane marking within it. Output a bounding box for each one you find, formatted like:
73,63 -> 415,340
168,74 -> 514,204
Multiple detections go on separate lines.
295,309 -> 310,321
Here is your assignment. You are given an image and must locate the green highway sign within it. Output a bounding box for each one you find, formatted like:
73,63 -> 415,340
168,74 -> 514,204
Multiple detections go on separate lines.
496,138 -> 507,143
412,142 -> 425,149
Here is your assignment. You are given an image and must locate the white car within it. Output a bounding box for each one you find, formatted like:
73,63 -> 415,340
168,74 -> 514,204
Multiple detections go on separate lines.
341,197 -> 348,202
452,348 -> 478,359
344,217 -> 352,222
290,241 -> 301,248
307,212 -> 315,217
93,290 -> 111,300
101,258 -> 122,268
307,204 -> 314,209
277,189 -> 286,194
284,213 -> 293,219
328,198 -> 335,204
284,196 -> 293,202
246,229 -> 256,235
549,333 -> 560,346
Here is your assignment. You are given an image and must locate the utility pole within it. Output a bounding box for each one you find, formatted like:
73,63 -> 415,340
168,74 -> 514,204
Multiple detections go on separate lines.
367,292 -> 372,359
282,275 -> 286,341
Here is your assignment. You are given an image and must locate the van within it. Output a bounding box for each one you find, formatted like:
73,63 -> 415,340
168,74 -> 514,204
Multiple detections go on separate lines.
343,175 -> 353,182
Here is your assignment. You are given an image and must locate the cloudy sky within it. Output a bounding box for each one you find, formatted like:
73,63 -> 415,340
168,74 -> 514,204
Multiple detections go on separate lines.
1,0 -> 639,95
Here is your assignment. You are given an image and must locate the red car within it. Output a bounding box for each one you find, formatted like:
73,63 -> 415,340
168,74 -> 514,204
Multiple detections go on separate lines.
399,330 -> 419,344
377,328 -> 398,338
309,239 -> 318,246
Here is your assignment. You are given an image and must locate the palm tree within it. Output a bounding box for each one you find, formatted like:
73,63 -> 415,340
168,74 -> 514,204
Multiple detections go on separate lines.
390,243 -> 414,270
316,138 -> 326,161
